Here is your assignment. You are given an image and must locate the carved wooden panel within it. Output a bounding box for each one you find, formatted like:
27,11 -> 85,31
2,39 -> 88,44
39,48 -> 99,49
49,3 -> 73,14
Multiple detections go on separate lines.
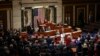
88,4 -> 95,22
62,0 -> 100,4
0,1 -> 12,8
97,4 -> 100,21
75,5 -> 87,26
64,6 -> 73,25
0,10 -> 7,30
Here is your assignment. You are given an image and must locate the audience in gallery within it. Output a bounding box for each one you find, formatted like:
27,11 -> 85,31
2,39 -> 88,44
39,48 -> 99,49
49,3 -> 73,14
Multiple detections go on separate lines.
0,26 -> 100,56
0,20 -> 100,56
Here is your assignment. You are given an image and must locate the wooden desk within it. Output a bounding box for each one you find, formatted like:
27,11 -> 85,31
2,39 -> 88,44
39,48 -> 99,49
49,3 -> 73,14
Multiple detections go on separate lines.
72,30 -> 82,39
64,28 -> 72,33
44,30 -> 56,36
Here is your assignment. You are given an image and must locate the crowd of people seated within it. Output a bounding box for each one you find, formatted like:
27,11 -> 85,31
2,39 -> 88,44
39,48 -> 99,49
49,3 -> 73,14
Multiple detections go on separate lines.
0,26 -> 100,56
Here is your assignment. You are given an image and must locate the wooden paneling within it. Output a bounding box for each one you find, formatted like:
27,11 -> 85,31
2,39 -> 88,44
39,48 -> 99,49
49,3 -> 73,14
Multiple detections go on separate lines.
63,0 -> 100,27
64,6 -> 73,25
75,5 -> 87,26
0,1 -> 12,30
0,10 -> 7,30
88,4 -> 95,22
0,1 -> 12,9
62,0 -> 100,4
97,4 -> 100,21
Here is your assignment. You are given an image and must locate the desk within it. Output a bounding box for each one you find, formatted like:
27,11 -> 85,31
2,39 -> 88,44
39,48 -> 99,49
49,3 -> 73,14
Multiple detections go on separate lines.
72,30 -> 82,39
44,30 -> 56,36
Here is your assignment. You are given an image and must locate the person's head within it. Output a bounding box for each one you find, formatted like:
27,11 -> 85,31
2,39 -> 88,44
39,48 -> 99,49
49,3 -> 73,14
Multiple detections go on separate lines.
22,27 -> 27,32
10,44 -> 13,48
35,40 -> 38,43
0,37 -> 3,40
4,46 -> 10,54
25,47 -> 30,52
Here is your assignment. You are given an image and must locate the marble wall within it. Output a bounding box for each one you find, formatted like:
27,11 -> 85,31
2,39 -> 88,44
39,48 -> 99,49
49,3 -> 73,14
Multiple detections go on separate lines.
12,0 -> 62,29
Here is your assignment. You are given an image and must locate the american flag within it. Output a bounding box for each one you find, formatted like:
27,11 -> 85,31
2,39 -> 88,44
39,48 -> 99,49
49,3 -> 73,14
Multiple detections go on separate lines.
33,8 -> 45,28
37,8 -> 45,24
